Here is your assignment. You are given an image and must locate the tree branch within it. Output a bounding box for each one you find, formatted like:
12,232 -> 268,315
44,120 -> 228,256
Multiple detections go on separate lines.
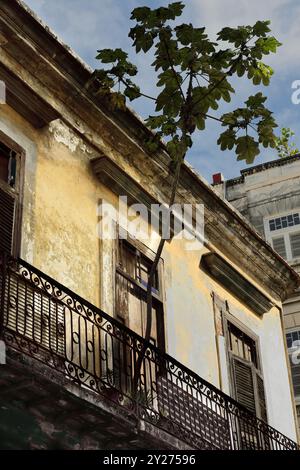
119,77 -> 157,101
192,53 -> 243,108
162,36 -> 186,104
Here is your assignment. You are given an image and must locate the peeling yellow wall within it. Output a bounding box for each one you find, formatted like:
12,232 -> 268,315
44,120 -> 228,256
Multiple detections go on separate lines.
1,106 -> 115,305
0,103 -> 297,441
34,124 -> 100,304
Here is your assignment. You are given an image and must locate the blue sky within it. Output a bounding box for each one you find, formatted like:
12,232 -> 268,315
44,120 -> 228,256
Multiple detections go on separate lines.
24,0 -> 300,182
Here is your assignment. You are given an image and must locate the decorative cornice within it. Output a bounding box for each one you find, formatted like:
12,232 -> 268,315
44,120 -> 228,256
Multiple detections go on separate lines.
0,62 -> 59,128
92,156 -> 183,238
202,253 -> 273,315
92,156 -> 157,210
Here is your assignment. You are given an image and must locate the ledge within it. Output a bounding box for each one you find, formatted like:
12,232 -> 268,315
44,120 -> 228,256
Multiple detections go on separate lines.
201,252 -> 274,315
92,156 -> 182,238
0,62 -> 59,128
92,156 -> 158,209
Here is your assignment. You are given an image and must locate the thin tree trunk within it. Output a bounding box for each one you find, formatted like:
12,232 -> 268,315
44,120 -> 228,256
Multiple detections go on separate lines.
133,151 -> 185,395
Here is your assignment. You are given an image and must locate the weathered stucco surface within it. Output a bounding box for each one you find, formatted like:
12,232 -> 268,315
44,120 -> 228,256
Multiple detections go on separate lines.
0,100 -> 298,441
0,0 -> 298,446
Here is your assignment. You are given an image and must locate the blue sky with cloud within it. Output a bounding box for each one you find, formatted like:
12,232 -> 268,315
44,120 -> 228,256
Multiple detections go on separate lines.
24,0 -> 300,183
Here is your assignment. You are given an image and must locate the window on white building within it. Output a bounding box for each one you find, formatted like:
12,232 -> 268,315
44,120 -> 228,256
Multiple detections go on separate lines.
290,232 -> 300,259
286,330 -> 300,399
264,210 -> 300,262
272,236 -> 287,259
269,213 -> 300,232
286,329 -> 300,349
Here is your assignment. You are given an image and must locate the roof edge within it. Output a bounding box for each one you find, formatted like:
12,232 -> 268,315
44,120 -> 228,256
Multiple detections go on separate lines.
3,0 -> 300,292
226,153 -> 300,187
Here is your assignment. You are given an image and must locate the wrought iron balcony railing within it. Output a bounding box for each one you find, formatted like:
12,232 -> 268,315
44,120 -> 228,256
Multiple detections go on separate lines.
0,252 -> 298,450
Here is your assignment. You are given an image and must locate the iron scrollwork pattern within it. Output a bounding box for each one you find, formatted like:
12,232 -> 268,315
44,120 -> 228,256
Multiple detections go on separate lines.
0,252 -> 298,450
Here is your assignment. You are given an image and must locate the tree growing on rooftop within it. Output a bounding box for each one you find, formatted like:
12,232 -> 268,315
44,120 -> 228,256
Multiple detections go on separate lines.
92,2 -> 281,392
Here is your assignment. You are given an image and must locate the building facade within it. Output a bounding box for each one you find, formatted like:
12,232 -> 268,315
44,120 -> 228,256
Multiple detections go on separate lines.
216,155 -> 300,434
0,0 -> 299,449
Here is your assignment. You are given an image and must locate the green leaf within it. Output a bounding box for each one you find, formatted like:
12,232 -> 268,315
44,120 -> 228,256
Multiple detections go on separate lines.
175,23 -> 194,45
130,6 -> 151,22
274,127 -> 299,159
96,48 -> 128,63
166,134 -> 190,160
217,25 -> 252,47
217,129 -> 236,150
168,2 -> 185,18
255,36 -> 282,54
195,115 -> 205,130
236,62 -> 246,77
245,92 -> 267,108
92,69 -> 115,89
157,69 -> 182,88
252,69 -> 262,85
145,114 -> 167,129
124,84 -> 141,101
236,135 -> 260,163
252,20 -> 271,37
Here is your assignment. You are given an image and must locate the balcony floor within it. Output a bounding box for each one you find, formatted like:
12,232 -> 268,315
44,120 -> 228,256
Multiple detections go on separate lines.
0,346 -> 191,450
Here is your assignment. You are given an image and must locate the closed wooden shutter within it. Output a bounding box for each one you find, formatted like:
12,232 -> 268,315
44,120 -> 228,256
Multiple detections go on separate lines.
0,185 -> 16,255
290,232 -> 300,259
232,356 -> 256,415
272,236 -> 287,259
256,372 -> 267,422
289,356 -> 300,397
232,355 -> 268,422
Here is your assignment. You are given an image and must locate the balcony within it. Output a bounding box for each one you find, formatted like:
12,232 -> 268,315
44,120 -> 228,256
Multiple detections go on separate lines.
0,252 -> 298,450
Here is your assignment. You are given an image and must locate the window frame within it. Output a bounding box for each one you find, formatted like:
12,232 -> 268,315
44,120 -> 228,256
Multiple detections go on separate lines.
286,328 -> 300,351
223,312 -> 268,421
0,130 -> 25,257
115,231 -> 166,351
286,327 -> 300,401
289,231 -> 300,259
268,212 -> 300,232
116,236 -> 164,303
264,209 -> 300,263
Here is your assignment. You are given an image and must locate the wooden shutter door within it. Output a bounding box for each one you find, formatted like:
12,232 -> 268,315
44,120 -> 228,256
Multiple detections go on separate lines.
255,372 -> 267,422
232,356 -> 268,421
0,185 -> 16,255
232,356 -> 264,449
232,356 -> 256,415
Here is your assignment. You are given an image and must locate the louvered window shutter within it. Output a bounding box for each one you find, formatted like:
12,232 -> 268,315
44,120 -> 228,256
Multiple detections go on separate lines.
289,355 -> 300,397
231,355 -> 268,422
232,356 -> 256,415
0,185 -> 16,255
255,372 -> 268,422
290,232 -> 300,259
272,236 -> 287,259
